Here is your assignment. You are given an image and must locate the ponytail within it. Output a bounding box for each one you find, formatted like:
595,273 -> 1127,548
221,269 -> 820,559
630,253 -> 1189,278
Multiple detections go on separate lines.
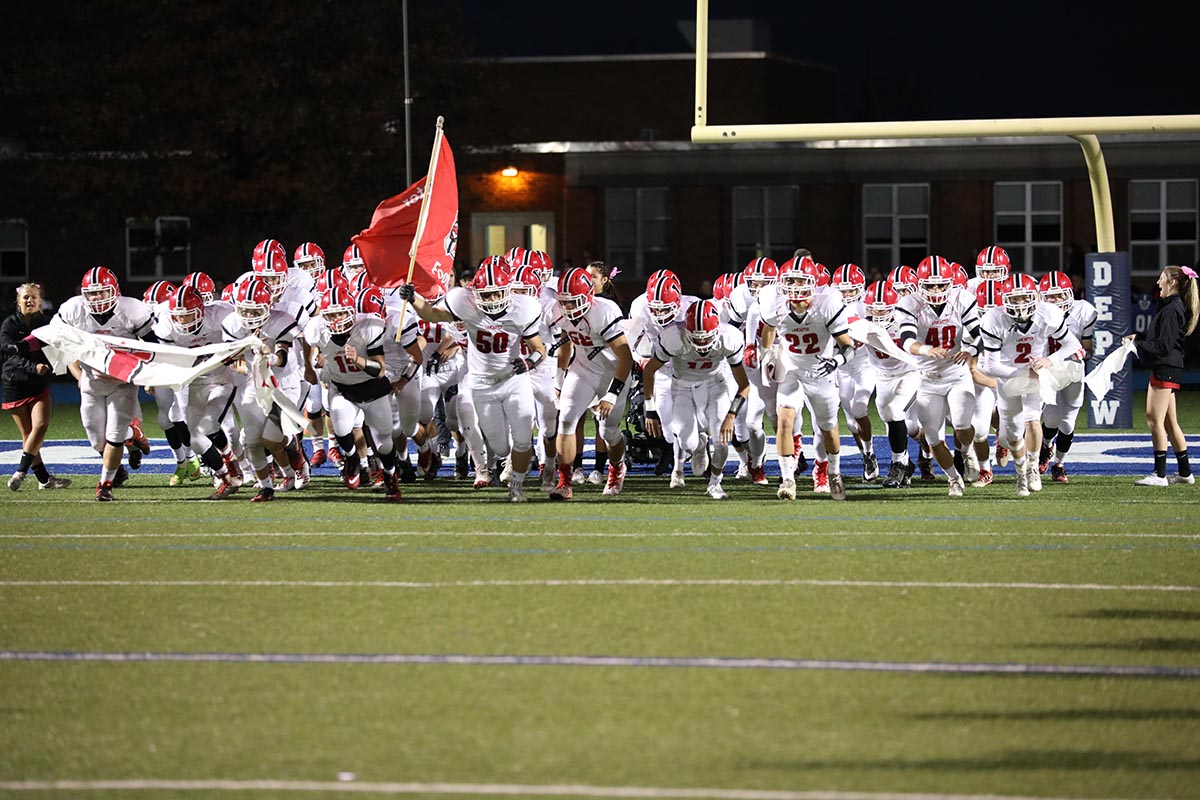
1165,265 -> 1199,336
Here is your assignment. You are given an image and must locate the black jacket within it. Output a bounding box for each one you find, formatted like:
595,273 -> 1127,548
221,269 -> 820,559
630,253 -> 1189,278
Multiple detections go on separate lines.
1137,294 -> 1189,372
1,312 -> 52,403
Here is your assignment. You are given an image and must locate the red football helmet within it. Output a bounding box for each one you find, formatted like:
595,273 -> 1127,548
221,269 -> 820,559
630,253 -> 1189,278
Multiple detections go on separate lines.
557,268 -> 595,323
975,245 -> 1011,282
472,256 -> 512,316
951,262 -> 969,288
168,286 -> 205,334
321,287 -> 357,334
1000,274 -> 1039,321
712,272 -> 733,302
182,272 -> 216,304
645,269 -> 682,326
975,279 -> 1005,310
510,265 -> 543,297
865,281 -> 899,326
778,256 -> 821,303
916,255 -> 955,305
888,265 -> 918,296
684,299 -> 721,355
350,270 -> 377,294
1038,271 -> 1074,311
741,257 -> 778,298
504,246 -> 529,269
511,249 -> 554,285
252,239 -> 287,272
341,244 -> 365,274
316,268 -> 350,295
234,277 -> 274,330
293,242 -> 326,277
253,248 -> 290,301
832,263 -> 866,303
812,261 -> 832,288
81,267 -> 120,315
354,286 -> 386,319
143,280 -> 176,305
220,283 -> 236,303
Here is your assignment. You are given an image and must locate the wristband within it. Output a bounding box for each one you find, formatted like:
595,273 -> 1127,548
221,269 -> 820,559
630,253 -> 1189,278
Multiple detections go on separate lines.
600,392 -> 618,407
400,362 -> 420,381
362,360 -> 383,378
917,344 -> 933,356
555,368 -> 567,391
606,376 -> 626,397
728,394 -> 747,417
642,396 -> 657,413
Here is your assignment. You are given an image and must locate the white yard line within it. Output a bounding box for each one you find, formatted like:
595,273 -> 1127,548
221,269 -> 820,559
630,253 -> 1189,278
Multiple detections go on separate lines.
1,529 -> 1198,539
1,578 -> 1197,592
0,779 -> 1142,800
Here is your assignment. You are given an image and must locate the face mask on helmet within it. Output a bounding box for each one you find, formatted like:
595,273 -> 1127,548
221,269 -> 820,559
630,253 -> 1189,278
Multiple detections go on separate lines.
561,293 -> 591,322
474,286 -> 510,316
687,327 -> 719,355
919,278 -> 951,305
1003,289 -> 1038,322
236,303 -> 270,330
170,305 -> 204,335
323,307 -> 355,335
782,274 -> 815,303
977,262 -> 1008,281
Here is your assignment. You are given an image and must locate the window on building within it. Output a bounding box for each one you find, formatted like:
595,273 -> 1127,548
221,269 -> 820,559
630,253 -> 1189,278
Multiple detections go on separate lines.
732,186 -> 798,268
126,216 -> 190,280
863,184 -> 929,273
0,219 -> 29,281
606,188 -> 669,277
994,182 -> 1061,274
1129,179 -> 1198,275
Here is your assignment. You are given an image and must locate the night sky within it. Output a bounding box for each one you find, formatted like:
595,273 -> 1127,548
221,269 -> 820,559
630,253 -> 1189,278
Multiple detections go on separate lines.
458,0 -> 1199,123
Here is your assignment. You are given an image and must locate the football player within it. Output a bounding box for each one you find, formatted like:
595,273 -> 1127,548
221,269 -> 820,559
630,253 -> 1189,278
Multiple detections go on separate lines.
864,280 -> 921,488
1037,271 -> 1097,482
510,264 -> 562,491
831,263 -> 879,481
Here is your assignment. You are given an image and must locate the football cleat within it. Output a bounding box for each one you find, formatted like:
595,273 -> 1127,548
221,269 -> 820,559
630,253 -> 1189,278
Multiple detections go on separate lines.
328,447 -> 344,467
223,456 -> 244,488
602,461 -> 627,496
571,467 -> 586,485
705,481 -> 729,501
900,460 -> 917,488
125,440 -> 143,471
208,477 -> 239,500
948,476 -> 965,498
1169,473 -> 1196,485
654,447 -> 673,476
384,471 -> 403,502
691,444 -> 709,478
185,456 -> 201,481
812,460 -> 830,494
749,465 -> 769,486
7,470 -> 25,491
1135,474 -> 1169,487
38,476 -> 72,490
425,452 -> 442,481
540,465 -> 557,492
251,486 -> 275,502
343,467 -> 361,490
95,481 -> 114,502
669,470 -> 686,489
454,453 -> 469,479
473,470 -> 492,490
862,452 -> 879,482
1028,461 -> 1042,492
397,459 -> 416,484
963,448 -> 980,484
829,473 -> 846,501
129,418 -> 151,454
586,469 -> 603,485
500,458 -> 514,485
549,478 -> 573,501
777,479 -> 797,501
1015,463 -> 1030,497
971,468 -> 994,488
278,474 -> 297,492
370,469 -> 385,489
295,460 -> 311,489
918,454 -> 935,481
1038,445 -> 1051,474
417,447 -> 432,476
308,448 -> 327,468
1051,464 -> 1069,484
169,460 -> 190,487
508,482 -> 527,503
112,464 -> 129,488
881,462 -> 905,489
995,444 -> 1010,467
735,462 -> 750,480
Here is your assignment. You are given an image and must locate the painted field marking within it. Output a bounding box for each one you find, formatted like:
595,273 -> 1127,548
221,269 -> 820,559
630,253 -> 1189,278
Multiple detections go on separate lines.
1,529 -> 1198,540
1,578 -> 1197,593
1,650 -> 1196,678
0,778 -> 1142,800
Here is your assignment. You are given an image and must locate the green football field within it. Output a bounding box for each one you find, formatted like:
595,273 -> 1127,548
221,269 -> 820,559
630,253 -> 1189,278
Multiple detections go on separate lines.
1,394 -> 1199,799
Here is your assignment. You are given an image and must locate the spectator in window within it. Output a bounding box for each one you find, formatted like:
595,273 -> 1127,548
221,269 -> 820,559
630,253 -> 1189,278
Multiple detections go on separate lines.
1,283 -> 71,490
1124,265 -> 1199,486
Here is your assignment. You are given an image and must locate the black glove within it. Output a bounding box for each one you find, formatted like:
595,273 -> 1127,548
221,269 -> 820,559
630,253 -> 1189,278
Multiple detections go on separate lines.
813,356 -> 841,377
511,356 -> 535,375
424,350 -> 443,376
396,283 -> 416,302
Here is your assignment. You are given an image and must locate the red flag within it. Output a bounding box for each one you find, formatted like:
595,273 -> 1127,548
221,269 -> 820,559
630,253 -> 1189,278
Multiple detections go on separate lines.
352,131 -> 459,298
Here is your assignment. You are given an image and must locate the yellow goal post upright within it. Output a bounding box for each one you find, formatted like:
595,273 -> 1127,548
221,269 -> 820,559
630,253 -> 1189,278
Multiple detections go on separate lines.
690,0 -> 1200,429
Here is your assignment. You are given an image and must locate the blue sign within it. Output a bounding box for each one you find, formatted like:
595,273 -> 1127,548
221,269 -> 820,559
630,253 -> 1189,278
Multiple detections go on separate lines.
1085,252 -> 1133,429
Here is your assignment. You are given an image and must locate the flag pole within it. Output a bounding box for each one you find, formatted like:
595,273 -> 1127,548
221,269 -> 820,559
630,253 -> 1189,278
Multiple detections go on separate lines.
396,115 -> 445,341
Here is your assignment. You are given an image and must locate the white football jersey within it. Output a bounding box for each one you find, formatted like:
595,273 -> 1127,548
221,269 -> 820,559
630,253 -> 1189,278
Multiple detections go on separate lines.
720,282 -> 760,328
445,287 -> 541,382
223,306 -> 304,384
1061,299 -> 1098,345
758,285 -> 850,370
626,292 -> 700,361
550,295 -> 626,375
866,317 -> 913,377
153,300 -> 234,348
303,314 -> 387,386
895,287 -> 980,375
54,295 -> 153,339
653,321 -> 744,384
979,303 -> 1074,366
382,307 -> 421,377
